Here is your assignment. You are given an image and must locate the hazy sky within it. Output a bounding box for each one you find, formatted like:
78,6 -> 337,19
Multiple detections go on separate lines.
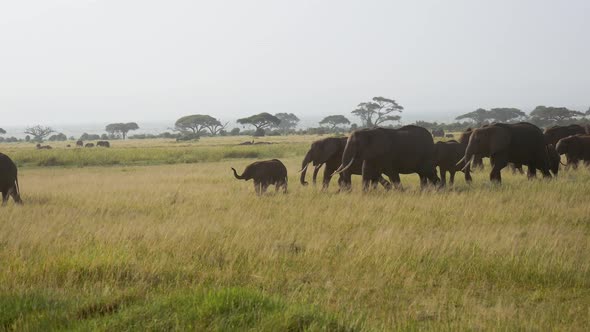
1,0 -> 589,127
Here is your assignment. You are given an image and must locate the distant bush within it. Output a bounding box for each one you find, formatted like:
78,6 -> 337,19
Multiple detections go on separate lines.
80,133 -> 101,141
175,133 -> 200,142
48,133 -> 68,141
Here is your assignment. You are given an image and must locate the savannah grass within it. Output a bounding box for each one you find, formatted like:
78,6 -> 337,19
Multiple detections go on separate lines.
1,136 -> 589,330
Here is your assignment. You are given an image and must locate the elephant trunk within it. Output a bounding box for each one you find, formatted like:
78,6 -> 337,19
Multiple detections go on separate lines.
460,143 -> 476,172
333,142 -> 356,176
299,150 -> 313,185
231,167 -> 245,180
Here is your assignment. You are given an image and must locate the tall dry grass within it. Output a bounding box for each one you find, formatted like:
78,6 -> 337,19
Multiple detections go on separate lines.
0,137 -> 589,330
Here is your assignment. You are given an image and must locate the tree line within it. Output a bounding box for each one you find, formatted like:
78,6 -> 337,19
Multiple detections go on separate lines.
1,100 -> 589,142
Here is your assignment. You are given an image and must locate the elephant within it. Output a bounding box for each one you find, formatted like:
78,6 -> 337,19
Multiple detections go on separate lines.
85,143 -> 94,148
0,153 -> 23,205
458,122 -> 551,183
232,159 -> 288,195
96,141 -> 110,148
544,125 -> 587,169
299,137 -> 390,190
508,144 -> 560,176
432,128 -> 445,138
333,125 -> 439,190
433,140 -> 472,185
458,128 -> 484,170
76,140 -> 84,147
556,135 -> 590,167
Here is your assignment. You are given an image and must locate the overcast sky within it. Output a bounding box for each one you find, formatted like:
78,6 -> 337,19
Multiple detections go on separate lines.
1,0 -> 589,127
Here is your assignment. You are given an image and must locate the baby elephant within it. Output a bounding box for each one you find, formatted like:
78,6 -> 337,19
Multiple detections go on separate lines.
232,159 -> 288,195
0,153 -> 23,205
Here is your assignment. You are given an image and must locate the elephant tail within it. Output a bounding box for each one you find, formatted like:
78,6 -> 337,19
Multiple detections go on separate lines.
15,176 -> 20,196
231,167 -> 244,180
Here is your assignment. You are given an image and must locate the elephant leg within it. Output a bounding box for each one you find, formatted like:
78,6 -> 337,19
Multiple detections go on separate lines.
338,172 -> 352,191
527,164 -> 537,179
7,187 -> 21,204
1,191 -> 7,206
418,174 -> 428,188
388,173 -> 402,190
464,167 -> 472,183
254,180 -> 261,195
276,180 -> 287,193
378,176 -> 392,191
322,165 -> 335,190
362,162 -> 377,192
489,156 -> 507,183
439,168 -> 447,186
449,170 -> 456,185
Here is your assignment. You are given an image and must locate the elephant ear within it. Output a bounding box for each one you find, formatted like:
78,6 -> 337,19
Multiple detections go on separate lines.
570,136 -> 583,157
322,139 -> 342,161
490,127 -> 511,155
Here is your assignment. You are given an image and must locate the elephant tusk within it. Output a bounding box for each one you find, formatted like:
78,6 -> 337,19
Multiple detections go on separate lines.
461,160 -> 472,173
456,156 -> 466,168
298,164 -> 309,173
560,159 -> 568,167
332,158 -> 355,176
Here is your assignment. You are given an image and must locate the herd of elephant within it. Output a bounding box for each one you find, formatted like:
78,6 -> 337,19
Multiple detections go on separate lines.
1,123 -> 590,203
231,123 -> 590,194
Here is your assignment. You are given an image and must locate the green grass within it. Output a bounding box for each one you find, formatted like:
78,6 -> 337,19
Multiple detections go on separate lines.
1,136 -> 589,331
1,288 -> 352,331
1,139 -> 309,167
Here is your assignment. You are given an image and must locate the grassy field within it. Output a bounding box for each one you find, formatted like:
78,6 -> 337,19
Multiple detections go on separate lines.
1,136 -> 589,331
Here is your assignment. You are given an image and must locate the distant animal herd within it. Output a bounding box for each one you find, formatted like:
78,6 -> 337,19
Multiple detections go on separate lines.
1,123 -> 590,202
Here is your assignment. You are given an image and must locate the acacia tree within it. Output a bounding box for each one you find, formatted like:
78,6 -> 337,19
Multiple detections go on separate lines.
456,108 -> 526,123
352,96 -> 403,127
24,125 -> 54,142
274,113 -> 300,134
455,108 -> 489,123
529,106 -> 584,126
237,113 -> 281,136
174,114 -> 227,136
0,128 -> 5,135
105,123 -> 139,139
319,115 -> 350,130
487,108 -> 527,122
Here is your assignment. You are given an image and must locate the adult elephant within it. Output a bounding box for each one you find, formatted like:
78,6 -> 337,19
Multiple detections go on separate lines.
508,144 -> 560,176
544,124 -> 587,169
458,128 -> 484,170
333,126 -> 439,190
458,122 -> 551,183
299,137 -> 390,190
556,135 -> 590,167
0,153 -> 23,205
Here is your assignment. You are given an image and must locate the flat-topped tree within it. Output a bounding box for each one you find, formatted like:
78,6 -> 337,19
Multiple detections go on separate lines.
274,113 -> 300,134
352,97 -> 403,127
455,108 -> 489,123
175,114 -> 227,136
24,125 -> 54,142
237,113 -> 281,136
319,115 -> 350,130
0,128 -> 6,135
529,106 -> 584,126
105,122 -> 139,139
